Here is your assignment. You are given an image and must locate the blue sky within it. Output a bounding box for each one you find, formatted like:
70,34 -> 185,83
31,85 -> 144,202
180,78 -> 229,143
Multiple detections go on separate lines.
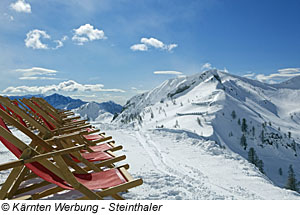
0,0 -> 300,104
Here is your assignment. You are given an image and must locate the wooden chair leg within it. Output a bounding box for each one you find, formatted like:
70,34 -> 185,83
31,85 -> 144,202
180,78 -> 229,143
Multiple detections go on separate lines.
7,167 -> 29,199
0,165 -> 24,199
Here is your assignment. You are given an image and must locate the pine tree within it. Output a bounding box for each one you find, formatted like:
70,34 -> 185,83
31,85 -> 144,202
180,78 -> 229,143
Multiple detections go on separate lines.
261,130 -> 265,143
247,147 -> 264,173
238,118 -> 241,125
241,118 -> 248,132
279,168 -> 283,176
257,160 -> 264,173
288,131 -> 292,139
231,110 -> 236,119
248,148 -> 257,164
240,134 -> 247,150
252,126 -> 255,136
286,165 -> 298,192
291,140 -> 296,152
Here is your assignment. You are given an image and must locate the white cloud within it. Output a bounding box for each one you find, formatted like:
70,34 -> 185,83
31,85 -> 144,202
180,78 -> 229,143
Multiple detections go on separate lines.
243,72 -> 256,78
255,68 -> 300,83
72,24 -> 106,45
53,36 -> 68,49
19,76 -> 58,80
166,44 -> 178,51
130,44 -> 148,51
25,30 -> 67,50
10,0 -> 31,13
201,63 -> 212,71
14,67 -> 59,80
3,80 -> 125,94
3,13 -> 14,21
154,71 -> 183,75
15,67 -> 57,76
53,40 -> 63,49
277,68 -> 300,74
141,38 -> 164,49
131,37 -> 178,52
25,30 -> 50,49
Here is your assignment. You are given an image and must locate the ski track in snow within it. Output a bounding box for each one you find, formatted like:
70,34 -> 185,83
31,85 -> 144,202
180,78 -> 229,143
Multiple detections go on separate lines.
104,126 -> 299,200
134,130 -> 224,199
1,124 -> 299,199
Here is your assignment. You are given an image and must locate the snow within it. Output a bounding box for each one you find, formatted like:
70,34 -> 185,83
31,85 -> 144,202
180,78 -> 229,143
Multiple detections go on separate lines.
2,123 -> 299,199
72,102 -> 114,123
1,70 -> 300,199
114,70 -> 300,191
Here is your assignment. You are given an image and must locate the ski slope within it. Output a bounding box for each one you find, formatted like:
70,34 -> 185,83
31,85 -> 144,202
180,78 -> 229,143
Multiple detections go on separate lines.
1,124 -> 299,199
95,123 -> 300,199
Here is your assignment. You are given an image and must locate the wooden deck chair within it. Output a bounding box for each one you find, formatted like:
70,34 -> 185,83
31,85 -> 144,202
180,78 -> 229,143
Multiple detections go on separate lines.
7,97 -> 103,138
1,97 -> 90,135
20,98 -> 105,137
35,97 -> 74,116
25,97 -> 87,128
30,97 -> 81,125
20,97 -> 116,147
0,97 -> 119,153
0,108 -> 126,176
0,116 -> 143,200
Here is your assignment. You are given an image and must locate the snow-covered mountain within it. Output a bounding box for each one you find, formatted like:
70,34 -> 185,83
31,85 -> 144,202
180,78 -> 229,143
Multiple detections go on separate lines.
44,93 -> 87,110
114,69 -> 300,190
73,101 -> 122,122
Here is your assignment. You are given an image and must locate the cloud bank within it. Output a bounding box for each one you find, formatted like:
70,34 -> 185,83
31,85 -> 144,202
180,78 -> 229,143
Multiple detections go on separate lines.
14,67 -> 59,80
154,71 -> 183,75
255,68 -> 300,83
3,80 -> 125,94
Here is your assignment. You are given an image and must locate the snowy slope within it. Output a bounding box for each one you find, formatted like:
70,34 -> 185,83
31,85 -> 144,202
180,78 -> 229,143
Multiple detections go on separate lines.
1,126 -> 299,200
72,101 -> 122,123
114,70 -> 300,190
73,102 -> 113,122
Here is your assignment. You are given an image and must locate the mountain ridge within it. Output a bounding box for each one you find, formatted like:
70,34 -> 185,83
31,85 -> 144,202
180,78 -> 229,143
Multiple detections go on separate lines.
114,69 -> 300,190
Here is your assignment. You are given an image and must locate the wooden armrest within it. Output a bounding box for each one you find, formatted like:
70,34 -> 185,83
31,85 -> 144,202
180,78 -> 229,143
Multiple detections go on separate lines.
0,145 -> 86,171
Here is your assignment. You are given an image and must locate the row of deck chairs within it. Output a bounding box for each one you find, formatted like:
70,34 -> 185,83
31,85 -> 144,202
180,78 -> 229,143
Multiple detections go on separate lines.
0,96 -> 143,200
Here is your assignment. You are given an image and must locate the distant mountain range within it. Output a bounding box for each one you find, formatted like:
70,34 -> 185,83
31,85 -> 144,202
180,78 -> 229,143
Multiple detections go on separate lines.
8,93 -> 123,121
